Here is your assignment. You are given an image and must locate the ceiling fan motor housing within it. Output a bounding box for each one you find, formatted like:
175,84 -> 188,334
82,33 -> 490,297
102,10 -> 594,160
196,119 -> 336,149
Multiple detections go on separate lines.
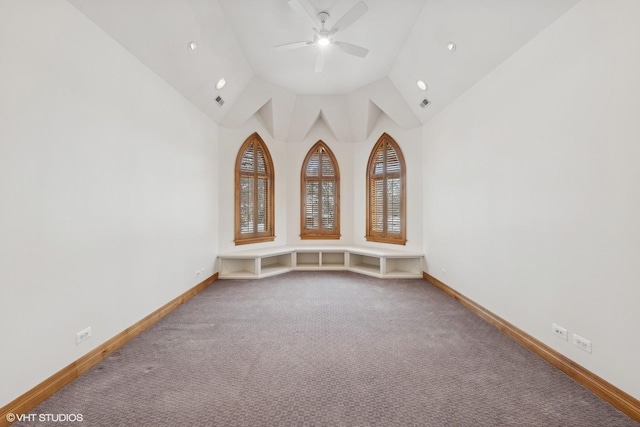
317,11 -> 330,23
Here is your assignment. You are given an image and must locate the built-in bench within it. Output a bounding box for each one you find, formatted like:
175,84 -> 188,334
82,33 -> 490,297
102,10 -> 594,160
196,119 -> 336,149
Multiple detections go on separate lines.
217,245 -> 425,279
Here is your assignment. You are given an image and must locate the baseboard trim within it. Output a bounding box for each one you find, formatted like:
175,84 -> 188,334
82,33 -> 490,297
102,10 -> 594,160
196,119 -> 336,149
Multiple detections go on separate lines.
423,272 -> 640,422
0,273 -> 218,427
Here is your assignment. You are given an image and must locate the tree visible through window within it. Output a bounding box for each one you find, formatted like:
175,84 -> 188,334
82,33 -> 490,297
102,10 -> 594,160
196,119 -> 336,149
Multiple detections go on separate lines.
301,141 -> 340,239
235,133 -> 274,245
366,133 -> 406,245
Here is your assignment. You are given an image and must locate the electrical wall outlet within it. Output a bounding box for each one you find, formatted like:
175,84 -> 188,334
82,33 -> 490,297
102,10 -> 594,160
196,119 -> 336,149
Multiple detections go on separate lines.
573,333 -> 592,353
75,326 -> 92,345
552,323 -> 568,341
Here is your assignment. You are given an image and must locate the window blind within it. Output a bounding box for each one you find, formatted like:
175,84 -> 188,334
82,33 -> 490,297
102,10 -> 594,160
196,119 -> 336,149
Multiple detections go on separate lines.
235,133 -> 275,244
301,142 -> 340,239
366,134 -> 406,245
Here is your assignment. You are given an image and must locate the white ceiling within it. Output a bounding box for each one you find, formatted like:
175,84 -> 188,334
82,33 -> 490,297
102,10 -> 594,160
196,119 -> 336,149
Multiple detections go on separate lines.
218,0 -> 427,95
67,0 -> 581,142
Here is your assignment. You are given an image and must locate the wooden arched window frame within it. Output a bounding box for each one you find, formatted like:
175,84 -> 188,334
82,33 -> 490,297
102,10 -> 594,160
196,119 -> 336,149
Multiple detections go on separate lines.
366,133 -> 407,245
234,133 -> 275,245
300,141 -> 341,240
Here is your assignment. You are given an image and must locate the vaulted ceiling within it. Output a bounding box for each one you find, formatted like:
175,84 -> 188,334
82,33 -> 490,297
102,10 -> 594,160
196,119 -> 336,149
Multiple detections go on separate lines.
68,0 -> 580,142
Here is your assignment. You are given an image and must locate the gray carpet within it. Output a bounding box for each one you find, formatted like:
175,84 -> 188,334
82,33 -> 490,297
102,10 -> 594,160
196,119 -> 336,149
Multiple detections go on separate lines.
17,271 -> 638,426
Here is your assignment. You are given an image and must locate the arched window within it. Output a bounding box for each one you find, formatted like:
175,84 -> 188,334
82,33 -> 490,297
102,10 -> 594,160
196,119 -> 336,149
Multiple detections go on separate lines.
300,141 -> 340,239
366,133 -> 406,245
235,133 -> 275,245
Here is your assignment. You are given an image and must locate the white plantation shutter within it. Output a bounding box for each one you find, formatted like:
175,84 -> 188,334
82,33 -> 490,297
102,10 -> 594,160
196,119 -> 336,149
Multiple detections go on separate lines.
301,142 -> 340,239
321,181 -> 335,230
235,133 -> 275,244
387,177 -> 401,233
240,145 -> 254,172
371,178 -> 384,233
257,178 -> 268,232
256,148 -> 266,173
366,134 -> 406,245
373,148 -> 385,175
305,181 -> 319,229
239,176 -> 254,234
307,153 -> 319,177
321,153 -> 334,176
386,145 -> 400,172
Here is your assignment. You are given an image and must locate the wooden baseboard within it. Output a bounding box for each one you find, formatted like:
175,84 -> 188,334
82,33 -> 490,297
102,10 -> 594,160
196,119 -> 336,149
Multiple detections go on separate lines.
0,273 -> 218,427
423,272 -> 640,423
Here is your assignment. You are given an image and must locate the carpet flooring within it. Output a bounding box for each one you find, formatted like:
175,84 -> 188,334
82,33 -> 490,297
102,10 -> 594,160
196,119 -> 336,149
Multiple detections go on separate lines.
16,271 -> 638,426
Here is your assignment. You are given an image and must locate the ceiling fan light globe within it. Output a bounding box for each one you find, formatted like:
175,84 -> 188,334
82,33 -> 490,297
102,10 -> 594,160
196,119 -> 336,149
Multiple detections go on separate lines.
318,37 -> 331,47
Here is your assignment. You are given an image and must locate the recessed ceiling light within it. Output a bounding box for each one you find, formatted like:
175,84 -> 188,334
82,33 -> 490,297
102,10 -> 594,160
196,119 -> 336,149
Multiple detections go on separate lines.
187,41 -> 198,52
215,78 -> 226,90
447,42 -> 456,52
417,80 -> 427,91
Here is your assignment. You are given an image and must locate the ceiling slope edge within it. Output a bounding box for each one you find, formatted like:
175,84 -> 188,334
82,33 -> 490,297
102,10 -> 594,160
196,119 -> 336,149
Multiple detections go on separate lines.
348,77 -> 421,141
364,77 -> 421,130
311,112 -> 340,143
220,75 -> 299,141
366,101 -> 384,139
220,76 -> 274,128
286,96 -> 323,142
257,100 -> 275,137
315,96 -> 351,143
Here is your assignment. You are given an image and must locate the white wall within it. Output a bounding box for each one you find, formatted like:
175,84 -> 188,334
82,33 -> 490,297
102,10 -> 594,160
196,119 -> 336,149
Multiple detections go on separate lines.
0,0 -> 219,407
217,116 -> 288,253
423,0 -> 640,399
353,116 -> 424,252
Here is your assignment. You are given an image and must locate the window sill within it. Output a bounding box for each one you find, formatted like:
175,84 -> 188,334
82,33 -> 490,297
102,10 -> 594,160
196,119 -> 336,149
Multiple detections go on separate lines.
300,234 -> 341,240
365,236 -> 407,245
234,236 -> 275,246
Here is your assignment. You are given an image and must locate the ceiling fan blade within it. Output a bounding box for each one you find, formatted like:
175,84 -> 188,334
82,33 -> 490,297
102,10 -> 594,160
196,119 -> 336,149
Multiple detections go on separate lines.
314,49 -> 326,73
274,41 -> 313,51
328,1 -> 368,35
334,41 -> 369,58
288,0 -> 319,30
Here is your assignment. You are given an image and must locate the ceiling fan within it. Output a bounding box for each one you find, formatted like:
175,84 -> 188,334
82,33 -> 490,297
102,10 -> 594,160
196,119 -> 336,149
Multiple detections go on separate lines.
275,0 -> 369,73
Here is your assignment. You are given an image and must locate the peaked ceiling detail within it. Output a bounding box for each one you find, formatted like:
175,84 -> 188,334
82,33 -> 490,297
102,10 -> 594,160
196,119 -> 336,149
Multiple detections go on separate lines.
68,0 -> 581,142
222,76 -> 422,142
